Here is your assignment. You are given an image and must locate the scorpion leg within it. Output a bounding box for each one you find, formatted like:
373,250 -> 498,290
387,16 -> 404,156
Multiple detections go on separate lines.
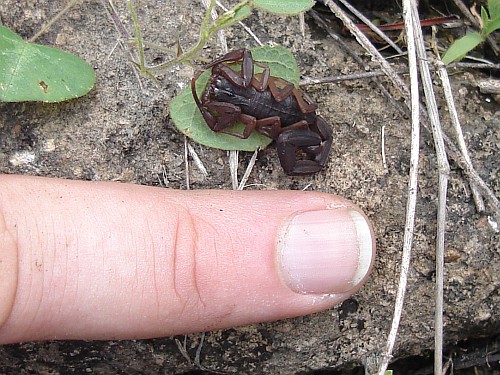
253,116 -> 283,140
292,88 -> 317,113
204,48 -> 246,68
204,101 -> 242,132
256,118 -> 310,140
251,68 -> 271,92
191,49 -> 254,128
214,113 -> 259,139
267,77 -> 295,102
205,49 -> 272,92
201,103 -> 258,140
212,48 -> 254,88
191,76 -> 207,119
192,48 -> 251,101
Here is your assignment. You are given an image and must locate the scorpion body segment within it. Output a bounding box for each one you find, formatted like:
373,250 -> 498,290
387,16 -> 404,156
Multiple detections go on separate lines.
191,48 -> 333,175
209,75 -> 318,128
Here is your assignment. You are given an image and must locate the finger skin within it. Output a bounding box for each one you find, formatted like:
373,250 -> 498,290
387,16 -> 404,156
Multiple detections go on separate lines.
0,175 -> 375,343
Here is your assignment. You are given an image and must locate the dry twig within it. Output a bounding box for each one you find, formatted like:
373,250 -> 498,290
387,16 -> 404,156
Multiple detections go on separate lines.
229,150 -> 239,190
215,0 -> 264,46
453,62 -> 500,70
322,1 -> 452,373
323,1 -> 499,372
378,0 -> 420,371
381,125 -> 387,169
29,0 -> 81,42
322,1 -> 411,100
338,0 -> 404,54
188,143 -> 209,179
319,4 -> 418,371
300,69 -> 408,86
318,1 -> 498,218
310,5 -> 411,121
238,150 -> 260,190
102,0 -> 144,89
436,61 -> 484,211
409,5 -> 450,373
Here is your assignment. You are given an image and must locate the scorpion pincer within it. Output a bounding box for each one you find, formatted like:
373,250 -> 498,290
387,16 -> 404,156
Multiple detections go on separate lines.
191,48 -> 333,175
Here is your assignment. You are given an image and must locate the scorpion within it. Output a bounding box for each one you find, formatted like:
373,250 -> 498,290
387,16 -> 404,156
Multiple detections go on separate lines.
191,48 -> 332,175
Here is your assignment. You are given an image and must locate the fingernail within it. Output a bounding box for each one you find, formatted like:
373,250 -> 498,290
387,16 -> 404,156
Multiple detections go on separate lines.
277,208 -> 374,294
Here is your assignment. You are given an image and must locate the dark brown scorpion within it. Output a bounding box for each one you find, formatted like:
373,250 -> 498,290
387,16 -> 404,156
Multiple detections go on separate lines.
191,48 -> 332,175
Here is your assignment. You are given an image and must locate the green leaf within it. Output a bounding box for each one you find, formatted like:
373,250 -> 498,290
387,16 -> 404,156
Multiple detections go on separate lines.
484,16 -> 500,35
169,45 -> 299,151
488,0 -> 500,20
481,6 -> 490,25
0,25 -> 95,102
442,32 -> 484,64
253,0 -> 314,15
250,45 -> 299,85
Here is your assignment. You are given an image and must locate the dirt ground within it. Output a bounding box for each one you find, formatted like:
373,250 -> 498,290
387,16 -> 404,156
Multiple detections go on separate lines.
0,0 -> 498,373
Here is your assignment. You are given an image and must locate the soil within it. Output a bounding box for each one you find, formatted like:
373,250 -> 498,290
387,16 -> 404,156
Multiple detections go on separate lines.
0,0 -> 498,373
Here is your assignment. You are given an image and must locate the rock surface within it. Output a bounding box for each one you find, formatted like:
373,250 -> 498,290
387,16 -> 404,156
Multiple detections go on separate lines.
0,0 -> 498,373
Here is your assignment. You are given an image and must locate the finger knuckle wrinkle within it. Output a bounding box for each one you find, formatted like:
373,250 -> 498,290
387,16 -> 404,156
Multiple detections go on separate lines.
171,209 -> 208,314
0,203 -> 19,334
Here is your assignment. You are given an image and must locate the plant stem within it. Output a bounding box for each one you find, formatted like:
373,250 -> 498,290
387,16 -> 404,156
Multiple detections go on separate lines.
29,0 -> 82,42
141,0 -> 250,74
128,1 -> 145,71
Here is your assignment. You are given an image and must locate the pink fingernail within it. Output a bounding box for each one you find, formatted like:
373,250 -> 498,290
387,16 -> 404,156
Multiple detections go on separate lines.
277,208 -> 374,294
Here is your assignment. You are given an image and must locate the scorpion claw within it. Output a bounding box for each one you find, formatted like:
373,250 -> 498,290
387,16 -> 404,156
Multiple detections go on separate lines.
277,128 -> 331,175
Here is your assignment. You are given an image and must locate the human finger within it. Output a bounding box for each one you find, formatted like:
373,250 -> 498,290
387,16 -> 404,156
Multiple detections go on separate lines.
0,175 -> 375,343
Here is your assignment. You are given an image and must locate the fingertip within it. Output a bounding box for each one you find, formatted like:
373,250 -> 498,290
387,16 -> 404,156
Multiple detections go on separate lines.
277,206 -> 375,295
